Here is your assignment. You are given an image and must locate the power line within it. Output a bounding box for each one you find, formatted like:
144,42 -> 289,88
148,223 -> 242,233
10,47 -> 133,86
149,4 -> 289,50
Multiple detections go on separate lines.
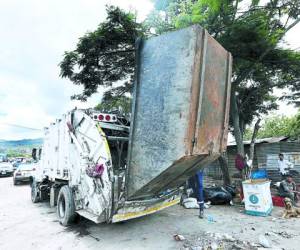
0,122 -> 42,131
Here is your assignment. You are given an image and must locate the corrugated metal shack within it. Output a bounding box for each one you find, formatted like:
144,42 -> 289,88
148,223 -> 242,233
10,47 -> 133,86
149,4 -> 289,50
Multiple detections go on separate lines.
203,137 -> 300,186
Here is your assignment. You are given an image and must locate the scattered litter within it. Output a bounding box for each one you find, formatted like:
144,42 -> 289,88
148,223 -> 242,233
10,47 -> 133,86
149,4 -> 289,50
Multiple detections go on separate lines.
182,198 -> 199,209
265,232 -> 277,237
174,234 -> 185,241
207,215 -> 216,223
182,232 -> 256,250
272,231 -> 293,239
250,242 -> 261,248
222,233 -> 235,242
204,186 -> 235,205
259,235 -> 271,248
210,242 -> 218,250
204,201 -> 211,209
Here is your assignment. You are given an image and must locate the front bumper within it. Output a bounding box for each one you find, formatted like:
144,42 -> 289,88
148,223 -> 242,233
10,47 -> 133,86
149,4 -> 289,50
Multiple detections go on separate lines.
0,170 -> 13,176
14,175 -> 31,182
112,190 -> 181,223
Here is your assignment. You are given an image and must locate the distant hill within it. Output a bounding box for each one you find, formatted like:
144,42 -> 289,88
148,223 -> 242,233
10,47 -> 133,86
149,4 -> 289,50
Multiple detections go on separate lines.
0,138 -> 43,148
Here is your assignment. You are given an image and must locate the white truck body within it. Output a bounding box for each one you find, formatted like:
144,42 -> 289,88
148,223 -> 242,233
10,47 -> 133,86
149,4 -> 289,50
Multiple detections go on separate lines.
34,109 -> 180,224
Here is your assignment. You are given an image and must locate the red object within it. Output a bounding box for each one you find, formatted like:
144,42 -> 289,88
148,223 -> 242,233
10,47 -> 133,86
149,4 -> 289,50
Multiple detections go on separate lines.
98,114 -> 104,121
105,115 -> 111,121
272,196 -> 285,207
235,154 -> 246,171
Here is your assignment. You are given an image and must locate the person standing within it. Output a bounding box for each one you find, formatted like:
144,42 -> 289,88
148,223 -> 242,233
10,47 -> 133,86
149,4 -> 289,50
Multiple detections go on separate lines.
277,153 -> 294,178
187,171 -> 205,218
196,171 -> 204,219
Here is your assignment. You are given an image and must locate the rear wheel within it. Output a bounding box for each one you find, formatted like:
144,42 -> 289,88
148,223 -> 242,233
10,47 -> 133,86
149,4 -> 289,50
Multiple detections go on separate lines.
57,185 -> 76,226
31,178 -> 40,203
13,178 -> 18,185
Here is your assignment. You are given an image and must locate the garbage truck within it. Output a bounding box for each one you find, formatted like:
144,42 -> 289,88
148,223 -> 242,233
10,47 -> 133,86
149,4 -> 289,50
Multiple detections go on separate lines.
31,25 -> 232,226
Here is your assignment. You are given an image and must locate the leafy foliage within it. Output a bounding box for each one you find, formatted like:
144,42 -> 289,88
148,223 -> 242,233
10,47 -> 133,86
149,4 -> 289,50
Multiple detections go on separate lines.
59,6 -> 145,101
95,95 -> 131,115
60,2 -> 300,154
147,0 -> 300,154
244,112 -> 300,140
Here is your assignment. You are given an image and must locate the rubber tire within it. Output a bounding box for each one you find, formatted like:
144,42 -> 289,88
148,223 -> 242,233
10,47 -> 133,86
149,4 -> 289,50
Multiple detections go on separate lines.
31,179 -> 40,203
57,185 -> 76,226
13,178 -> 18,186
40,188 -> 49,201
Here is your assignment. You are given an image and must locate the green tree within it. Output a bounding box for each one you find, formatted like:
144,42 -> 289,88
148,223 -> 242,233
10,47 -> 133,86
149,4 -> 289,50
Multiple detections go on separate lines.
147,0 -> 300,156
59,6 -> 145,102
60,2 -> 300,159
95,95 -> 131,115
245,112 -> 300,140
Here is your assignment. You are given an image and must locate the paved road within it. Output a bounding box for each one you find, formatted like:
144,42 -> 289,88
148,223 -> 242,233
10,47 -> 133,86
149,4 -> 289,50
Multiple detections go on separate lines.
1,176 -> 300,250
0,176 -> 199,250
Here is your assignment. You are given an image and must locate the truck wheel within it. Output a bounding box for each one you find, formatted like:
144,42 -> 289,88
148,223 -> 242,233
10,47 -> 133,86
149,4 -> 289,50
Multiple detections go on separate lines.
57,185 -> 76,226
13,178 -> 18,185
31,179 -> 40,203
40,190 -> 48,201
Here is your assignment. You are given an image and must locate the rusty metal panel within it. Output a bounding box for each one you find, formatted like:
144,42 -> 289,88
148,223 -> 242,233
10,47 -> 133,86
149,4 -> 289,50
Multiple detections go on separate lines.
126,25 -> 232,199
193,35 -> 232,154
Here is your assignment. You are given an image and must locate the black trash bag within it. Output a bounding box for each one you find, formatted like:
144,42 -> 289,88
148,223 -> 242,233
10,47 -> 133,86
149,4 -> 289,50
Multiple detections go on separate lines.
204,186 -> 234,205
224,185 -> 236,198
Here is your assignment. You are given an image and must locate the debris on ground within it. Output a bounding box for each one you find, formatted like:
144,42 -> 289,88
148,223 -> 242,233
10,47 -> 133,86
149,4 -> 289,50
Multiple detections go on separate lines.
204,201 -> 211,209
174,234 -> 186,241
204,186 -> 236,205
258,235 -> 271,248
179,231 -> 258,250
206,215 -> 216,223
272,231 -> 294,239
182,198 -> 211,209
182,198 -> 199,209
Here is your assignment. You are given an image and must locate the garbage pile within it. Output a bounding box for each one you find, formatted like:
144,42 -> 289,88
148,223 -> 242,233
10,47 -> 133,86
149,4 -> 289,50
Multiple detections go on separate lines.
181,185 -> 237,208
203,185 -> 236,205
177,231 -> 260,250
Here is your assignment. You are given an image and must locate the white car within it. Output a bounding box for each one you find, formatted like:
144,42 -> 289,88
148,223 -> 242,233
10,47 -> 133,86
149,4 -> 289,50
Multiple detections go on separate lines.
13,163 -> 36,185
0,162 -> 14,177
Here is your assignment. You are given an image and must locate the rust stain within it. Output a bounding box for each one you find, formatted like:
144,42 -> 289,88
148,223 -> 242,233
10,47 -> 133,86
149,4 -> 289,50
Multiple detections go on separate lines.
185,26 -> 205,156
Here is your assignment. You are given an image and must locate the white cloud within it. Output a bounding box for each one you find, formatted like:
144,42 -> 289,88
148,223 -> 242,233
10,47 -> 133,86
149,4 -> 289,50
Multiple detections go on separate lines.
0,0 -> 153,140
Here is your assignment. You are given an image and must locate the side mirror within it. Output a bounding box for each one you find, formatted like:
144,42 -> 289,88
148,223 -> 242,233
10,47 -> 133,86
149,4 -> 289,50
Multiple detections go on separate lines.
32,148 -> 37,161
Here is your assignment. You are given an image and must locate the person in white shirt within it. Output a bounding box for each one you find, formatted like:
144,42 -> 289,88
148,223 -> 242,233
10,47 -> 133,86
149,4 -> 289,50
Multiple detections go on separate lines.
278,153 -> 294,177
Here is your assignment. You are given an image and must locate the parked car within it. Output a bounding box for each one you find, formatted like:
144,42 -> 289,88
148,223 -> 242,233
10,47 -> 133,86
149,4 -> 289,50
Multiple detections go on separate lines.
12,160 -> 22,171
13,163 -> 36,185
0,162 -> 14,177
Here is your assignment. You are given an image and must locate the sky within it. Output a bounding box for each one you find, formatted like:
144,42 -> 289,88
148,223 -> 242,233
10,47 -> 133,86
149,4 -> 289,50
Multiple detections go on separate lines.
0,0 -> 299,140
0,0 -> 153,140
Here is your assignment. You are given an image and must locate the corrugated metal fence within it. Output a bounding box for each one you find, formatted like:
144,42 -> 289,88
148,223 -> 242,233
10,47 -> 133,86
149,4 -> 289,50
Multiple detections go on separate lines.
204,141 -> 300,186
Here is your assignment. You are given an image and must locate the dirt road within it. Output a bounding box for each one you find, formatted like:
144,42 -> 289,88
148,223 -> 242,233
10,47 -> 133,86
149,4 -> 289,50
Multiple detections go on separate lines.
0,176 -> 299,250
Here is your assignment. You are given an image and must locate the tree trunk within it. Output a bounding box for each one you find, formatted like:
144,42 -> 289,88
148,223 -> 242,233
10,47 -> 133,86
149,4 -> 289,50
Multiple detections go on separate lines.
218,153 -> 231,186
230,90 -> 244,156
249,119 -> 261,163
245,118 -> 261,179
